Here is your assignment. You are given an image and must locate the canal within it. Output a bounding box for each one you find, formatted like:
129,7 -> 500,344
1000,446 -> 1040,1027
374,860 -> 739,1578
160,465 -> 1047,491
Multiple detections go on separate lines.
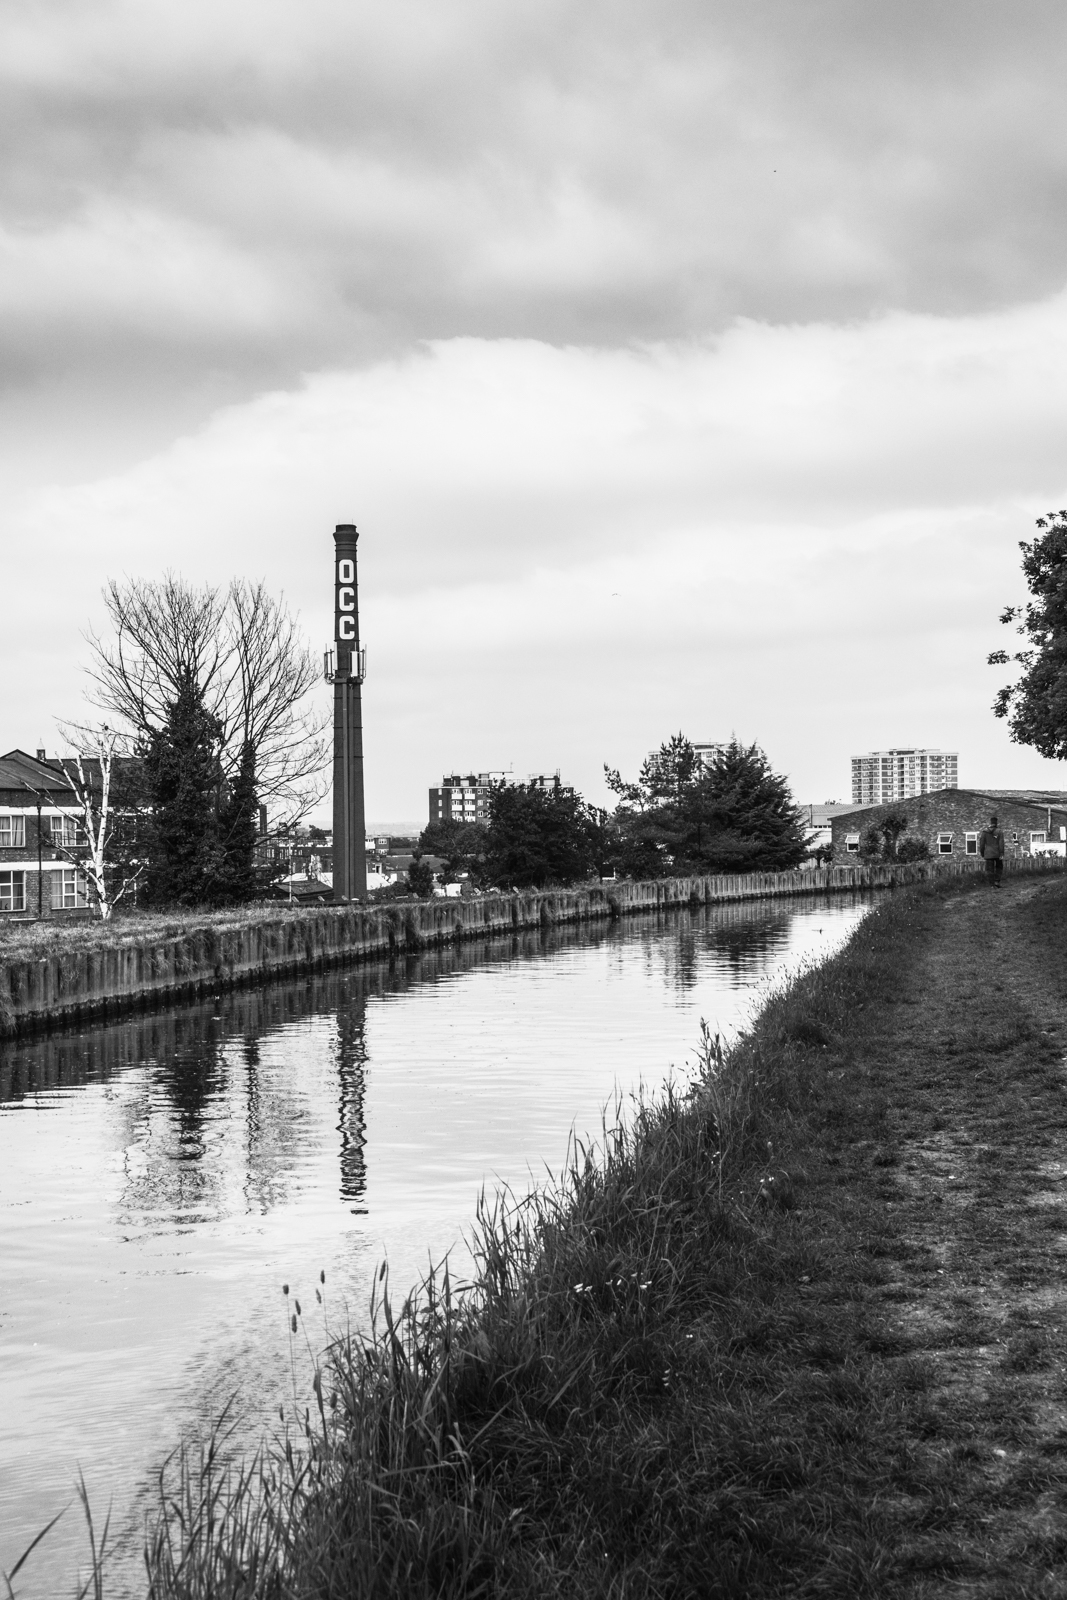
0,892 -> 875,1596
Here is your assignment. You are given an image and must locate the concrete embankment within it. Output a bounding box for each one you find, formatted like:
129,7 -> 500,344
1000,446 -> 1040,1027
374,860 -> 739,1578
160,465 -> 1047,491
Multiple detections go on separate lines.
1,856 -> 1061,1039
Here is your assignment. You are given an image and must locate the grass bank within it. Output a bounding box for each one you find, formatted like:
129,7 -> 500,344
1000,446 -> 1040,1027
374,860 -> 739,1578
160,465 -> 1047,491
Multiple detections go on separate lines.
0,903 -> 317,962
19,871 -> 1067,1597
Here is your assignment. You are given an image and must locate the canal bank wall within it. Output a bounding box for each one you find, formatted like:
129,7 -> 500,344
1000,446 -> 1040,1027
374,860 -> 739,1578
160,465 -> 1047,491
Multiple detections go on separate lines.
1,855 -> 1062,1039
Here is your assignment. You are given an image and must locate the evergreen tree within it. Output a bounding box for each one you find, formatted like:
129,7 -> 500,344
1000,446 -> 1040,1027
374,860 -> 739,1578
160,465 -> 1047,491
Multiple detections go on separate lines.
142,674 -> 225,906
690,739 -> 807,873
215,739 -> 259,903
482,783 -> 596,889
605,734 -> 806,876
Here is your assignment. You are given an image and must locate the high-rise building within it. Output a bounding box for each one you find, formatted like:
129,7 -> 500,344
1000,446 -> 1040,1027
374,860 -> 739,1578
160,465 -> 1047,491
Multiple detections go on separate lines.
428,772 -> 504,825
428,770 -> 573,825
851,748 -> 958,805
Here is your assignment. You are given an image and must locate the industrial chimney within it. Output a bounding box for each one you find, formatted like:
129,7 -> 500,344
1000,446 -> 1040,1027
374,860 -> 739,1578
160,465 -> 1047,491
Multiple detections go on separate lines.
327,523 -> 368,901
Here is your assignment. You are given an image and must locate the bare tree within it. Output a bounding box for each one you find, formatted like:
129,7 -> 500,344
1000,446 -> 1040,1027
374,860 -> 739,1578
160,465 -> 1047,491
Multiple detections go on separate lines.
84,575 -> 328,822
21,726 -> 144,920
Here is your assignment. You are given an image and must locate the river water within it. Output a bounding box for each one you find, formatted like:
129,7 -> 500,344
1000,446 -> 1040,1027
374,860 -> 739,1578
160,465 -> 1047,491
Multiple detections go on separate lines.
0,893 -> 874,1596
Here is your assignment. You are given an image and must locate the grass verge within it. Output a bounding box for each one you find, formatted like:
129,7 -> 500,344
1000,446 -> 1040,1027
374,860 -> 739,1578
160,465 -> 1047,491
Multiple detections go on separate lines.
17,872 -> 1067,1597
0,903 -> 337,962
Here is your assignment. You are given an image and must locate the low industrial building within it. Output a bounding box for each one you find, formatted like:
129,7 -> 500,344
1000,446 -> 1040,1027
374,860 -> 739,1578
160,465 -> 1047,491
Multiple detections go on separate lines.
830,788 -> 1067,865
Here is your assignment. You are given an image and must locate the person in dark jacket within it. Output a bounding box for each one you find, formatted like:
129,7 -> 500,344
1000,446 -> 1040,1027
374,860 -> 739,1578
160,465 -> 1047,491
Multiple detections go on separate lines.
978,815 -> 1005,887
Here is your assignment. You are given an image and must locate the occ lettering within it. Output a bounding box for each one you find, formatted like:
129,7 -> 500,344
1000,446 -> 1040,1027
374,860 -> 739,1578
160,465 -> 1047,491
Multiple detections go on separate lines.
337,559 -> 356,640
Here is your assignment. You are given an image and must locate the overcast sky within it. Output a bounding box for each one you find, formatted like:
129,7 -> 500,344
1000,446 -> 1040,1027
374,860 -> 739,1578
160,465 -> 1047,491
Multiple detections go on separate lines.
6,0 -> 1067,825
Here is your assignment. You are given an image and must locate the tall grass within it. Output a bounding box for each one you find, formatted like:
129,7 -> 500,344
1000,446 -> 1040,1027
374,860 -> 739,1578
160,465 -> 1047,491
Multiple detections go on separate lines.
13,881 -> 943,1597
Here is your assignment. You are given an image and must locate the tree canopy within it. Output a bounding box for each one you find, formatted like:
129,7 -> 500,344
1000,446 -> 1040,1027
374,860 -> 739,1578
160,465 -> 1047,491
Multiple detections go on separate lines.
482,783 -> 597,889
605,734 -> 806,876
416,819 -> 488,884
989,512 -> 1067,759
86,574 -> 327,820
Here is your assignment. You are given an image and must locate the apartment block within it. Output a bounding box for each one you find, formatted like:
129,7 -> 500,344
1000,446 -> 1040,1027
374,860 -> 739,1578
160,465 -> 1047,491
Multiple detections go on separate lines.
851,748 -> 958,805
428,770 -> 573,825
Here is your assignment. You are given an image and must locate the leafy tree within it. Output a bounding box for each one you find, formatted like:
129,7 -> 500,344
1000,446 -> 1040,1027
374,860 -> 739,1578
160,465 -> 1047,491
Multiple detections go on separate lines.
142,675 -> 226,906
482,783 -> 596,889
416,819 -> 487,883
408,855 -> 435,897
989,511 -> 1067,756
859,811 -> 929,863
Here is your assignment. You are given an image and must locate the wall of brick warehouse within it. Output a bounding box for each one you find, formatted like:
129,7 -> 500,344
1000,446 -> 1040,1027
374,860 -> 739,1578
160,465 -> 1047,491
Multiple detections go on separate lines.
831,790 -> 1067,865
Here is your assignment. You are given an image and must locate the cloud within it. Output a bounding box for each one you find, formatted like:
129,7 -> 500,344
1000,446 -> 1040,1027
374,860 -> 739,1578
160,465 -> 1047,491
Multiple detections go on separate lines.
4,0 -> 1067,423
7,290 -> 1067,816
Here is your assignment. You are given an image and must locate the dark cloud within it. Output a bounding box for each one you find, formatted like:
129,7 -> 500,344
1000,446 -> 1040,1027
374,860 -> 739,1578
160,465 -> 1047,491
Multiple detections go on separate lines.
3,0 -> 1067,424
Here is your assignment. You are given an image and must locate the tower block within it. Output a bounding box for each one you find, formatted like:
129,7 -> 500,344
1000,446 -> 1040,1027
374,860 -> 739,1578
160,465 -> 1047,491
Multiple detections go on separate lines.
330,523 -> 368,901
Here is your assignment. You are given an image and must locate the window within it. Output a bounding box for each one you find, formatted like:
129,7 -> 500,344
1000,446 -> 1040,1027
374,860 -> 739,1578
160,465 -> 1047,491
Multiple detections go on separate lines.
965,833 -> 978,855
60,869 -> 89,909
937,832 -> 954,854
0,871 -> 26,912
845,832 -> 860,854
50,816 -> 83,848
1031,831 -> 1047,848
0,815 -> 25,847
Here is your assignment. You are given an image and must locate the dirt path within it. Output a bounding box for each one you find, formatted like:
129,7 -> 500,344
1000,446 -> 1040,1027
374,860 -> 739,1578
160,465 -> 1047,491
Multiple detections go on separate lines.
845,874 -> 1067,1594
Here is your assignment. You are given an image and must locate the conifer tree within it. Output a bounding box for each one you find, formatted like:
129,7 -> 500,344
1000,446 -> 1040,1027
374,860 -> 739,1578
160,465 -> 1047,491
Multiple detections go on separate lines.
215,739 -> 260,903
142,675 -> 225,906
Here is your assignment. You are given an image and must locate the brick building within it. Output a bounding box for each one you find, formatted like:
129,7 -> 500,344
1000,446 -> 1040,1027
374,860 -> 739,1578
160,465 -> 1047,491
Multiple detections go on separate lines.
831,788 -> 1067,865
0,748 -> 93,919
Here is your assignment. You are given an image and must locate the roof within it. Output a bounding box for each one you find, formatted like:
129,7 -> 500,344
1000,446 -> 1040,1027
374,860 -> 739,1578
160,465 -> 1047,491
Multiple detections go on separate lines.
800,802 -> 875,827
973,789 -> 1067,808
830,787 -> 1067,823
0,748 -> 75,795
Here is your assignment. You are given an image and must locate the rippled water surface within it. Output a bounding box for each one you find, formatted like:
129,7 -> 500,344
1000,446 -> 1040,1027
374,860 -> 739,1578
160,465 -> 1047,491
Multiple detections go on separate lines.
0,894 -> 875,1595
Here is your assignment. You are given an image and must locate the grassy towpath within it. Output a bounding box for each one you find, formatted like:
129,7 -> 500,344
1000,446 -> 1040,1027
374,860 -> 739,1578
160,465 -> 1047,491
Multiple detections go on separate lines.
110,870 -> 1067,1600
823,867 -> 1067,1593
717,866 -> 1067,1599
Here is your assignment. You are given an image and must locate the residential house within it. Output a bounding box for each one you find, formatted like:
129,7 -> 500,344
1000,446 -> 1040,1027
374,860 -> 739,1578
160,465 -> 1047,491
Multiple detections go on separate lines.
0,748 -> 93,918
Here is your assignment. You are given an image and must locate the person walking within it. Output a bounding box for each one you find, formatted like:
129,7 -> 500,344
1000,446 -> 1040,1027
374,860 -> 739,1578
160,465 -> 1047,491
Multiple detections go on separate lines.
978,814 -> 1005,887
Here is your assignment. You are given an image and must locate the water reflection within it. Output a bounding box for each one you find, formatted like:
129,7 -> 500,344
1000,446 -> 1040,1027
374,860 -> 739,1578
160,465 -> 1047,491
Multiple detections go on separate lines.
336,1006 -> 369,1209
0,893 -> 874,1598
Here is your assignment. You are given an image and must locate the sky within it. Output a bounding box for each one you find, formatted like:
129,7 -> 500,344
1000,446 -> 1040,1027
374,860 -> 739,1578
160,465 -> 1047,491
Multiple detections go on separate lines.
5,0 -> 1067,827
